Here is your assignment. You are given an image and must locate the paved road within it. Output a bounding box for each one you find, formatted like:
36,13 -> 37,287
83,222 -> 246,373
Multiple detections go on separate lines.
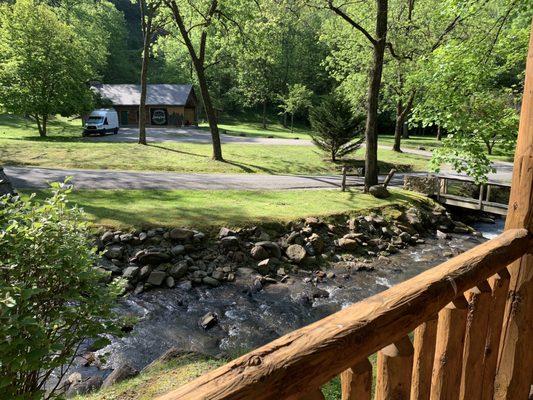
5,166 -> 420,190
85,127 -> 312,146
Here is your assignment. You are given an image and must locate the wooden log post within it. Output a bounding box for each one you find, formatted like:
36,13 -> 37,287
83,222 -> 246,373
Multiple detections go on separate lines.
460,281 -> 492,400
340,359 -> 372,400
480,269 -> 511,400
494,20 -> 533,400
411,315 -> 438,400
342,166 -> 347,191
375,336 -> 414,400
382,168 -> 397,188
430,296 -> 468,400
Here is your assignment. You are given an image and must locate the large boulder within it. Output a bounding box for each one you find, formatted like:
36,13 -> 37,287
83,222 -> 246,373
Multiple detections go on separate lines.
138,251 -> 171,266
250,245 -> 269,261
369,185 -> 390,199
147,271 -> 166,286
286,244 -> 307,263
169,228 -> 195,241
101,363 -> 138,389
255,241 -> 282,259
337,238 -> 359,252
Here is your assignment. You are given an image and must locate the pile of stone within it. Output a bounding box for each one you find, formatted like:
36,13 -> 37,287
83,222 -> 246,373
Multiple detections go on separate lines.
95,203 -> 475,294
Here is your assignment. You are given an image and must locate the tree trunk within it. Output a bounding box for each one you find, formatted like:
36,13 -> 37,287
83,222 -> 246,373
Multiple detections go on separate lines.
363,0 -> 388,192
262,100 -> 267,130
290,113 -> 294,133
392,99 -> 403,152
436,125 -> 442,141
196,64 -> 223,161
283,112 -> 288,128
138,19 -> 151,146
35,115 -> 44,137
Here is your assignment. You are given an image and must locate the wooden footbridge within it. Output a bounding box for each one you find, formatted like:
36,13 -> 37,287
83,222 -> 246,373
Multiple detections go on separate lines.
435,173 -> 510,216
156,25 -> 533,400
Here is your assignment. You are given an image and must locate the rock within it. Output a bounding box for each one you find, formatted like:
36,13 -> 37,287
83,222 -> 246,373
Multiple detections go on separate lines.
138,232 -> 148,241
147,271 -> 166,286
369,185 -> 390,199
101,363 -> 138,389
170,245 -> 185,256
199,312 -> 218,329
169,228 -> 195,241
104,245 -> 124,260
193,232 -> 205,242
218,227 -> 236,238
119,233 -> 133,242
133,283 -> 144,295
100,231 -> 114,243
287,231 -> 304,245
68,372 -> 82,385
255,241 -> 282,259
122,266 -> 139,280
165,276 -> 176,288
386,244 -> 399,254
169,262 -> 188,279
66,376 -> 103,398
212,270 -> 225,281
203,276 -> 220,287
308,233 -> 325,254
138,251 -> 171,265
310,287 -> 329,299
326,272 -> 335,279
305,217 -> 322,227
337,238 -> 359,251
436,230 -> 449,240
286,244 -> 307,263
304,242 -> 315,256
399,232 -> 412,244
220,236 -> 239,248
453,226 -> 470,234
257,258 -> 280,275
97,259 -> 121,274
139,265 -> 152,280
250,245 -> 269,261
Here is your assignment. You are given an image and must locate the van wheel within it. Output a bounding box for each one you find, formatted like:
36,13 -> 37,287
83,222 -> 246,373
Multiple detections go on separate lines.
113,128 -> 118,135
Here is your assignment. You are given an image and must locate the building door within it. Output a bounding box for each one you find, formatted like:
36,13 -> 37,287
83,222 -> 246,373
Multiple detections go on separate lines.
119,111 -> 128,126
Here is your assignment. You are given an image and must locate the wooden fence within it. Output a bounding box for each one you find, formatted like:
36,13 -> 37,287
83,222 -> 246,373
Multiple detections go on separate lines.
155,23 -> 533,400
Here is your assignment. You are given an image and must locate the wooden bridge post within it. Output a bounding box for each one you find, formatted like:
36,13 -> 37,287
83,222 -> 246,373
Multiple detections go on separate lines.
340,359 -> 372,400
494,19 -> 533,400
430,296 -> 468,400
411,315 -> 438,400
375,336 -> 414,400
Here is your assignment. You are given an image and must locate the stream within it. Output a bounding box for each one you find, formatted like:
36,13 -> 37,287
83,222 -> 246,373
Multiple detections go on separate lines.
79,217 -> 505,378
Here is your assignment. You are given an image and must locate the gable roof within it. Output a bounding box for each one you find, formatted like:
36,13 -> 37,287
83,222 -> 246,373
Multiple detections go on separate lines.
92,84 -> 194,106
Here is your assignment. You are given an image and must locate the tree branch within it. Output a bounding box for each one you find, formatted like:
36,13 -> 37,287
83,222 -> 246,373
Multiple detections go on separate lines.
326,0 -> 377,45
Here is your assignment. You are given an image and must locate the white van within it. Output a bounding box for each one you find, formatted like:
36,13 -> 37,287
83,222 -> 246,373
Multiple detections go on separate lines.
83,109 -> 119,136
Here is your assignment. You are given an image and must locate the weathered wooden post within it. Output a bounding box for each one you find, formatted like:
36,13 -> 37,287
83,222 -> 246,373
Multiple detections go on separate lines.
494,19 -> 533,400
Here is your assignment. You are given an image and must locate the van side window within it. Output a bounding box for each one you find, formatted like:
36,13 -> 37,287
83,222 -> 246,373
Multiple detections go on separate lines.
104,117 -> 108,125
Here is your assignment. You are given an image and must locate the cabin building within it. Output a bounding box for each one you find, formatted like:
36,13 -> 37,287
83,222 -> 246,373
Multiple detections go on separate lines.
92,84 -> 198,127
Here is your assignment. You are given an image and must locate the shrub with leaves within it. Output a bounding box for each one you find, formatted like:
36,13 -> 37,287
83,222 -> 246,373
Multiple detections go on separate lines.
0,183 -> 124,399
309,95 -> 365,162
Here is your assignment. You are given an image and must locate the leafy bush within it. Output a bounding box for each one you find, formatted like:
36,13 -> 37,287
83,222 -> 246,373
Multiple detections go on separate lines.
309,95 -> 365,162
0,184 -> 123,399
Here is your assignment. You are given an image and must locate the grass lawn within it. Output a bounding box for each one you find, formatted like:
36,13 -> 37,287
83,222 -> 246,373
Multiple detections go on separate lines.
27,188 -> 426,229
378,134 -> 441,151
199,121 -> 313,140
0,114 -> 429,174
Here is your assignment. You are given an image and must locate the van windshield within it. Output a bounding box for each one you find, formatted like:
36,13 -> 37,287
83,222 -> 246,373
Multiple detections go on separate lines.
87,116 -> 103,123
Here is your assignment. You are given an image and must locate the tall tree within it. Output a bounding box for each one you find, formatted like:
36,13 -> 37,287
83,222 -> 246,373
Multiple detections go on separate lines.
327,0 -> 388,190
138,0 -> 165,145
278,83 -> 313,132
0,0 -> 94,137
164,0 -> 245,161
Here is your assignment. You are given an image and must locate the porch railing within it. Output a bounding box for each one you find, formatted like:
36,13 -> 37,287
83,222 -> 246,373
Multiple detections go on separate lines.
155,23 -> 533,400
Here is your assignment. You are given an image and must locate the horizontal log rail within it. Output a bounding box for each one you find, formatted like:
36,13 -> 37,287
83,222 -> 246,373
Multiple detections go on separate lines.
156,228 -> 532,400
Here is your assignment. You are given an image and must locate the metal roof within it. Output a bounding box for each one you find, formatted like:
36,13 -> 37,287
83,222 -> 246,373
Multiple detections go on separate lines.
92,84 -> 194,106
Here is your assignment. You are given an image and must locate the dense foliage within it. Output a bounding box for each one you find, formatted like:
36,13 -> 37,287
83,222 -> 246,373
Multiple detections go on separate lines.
0,185 -> 123,399
309,95 -> 365,161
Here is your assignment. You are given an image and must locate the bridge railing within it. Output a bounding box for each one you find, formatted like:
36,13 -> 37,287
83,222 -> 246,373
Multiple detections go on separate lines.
156,23 -> 533,400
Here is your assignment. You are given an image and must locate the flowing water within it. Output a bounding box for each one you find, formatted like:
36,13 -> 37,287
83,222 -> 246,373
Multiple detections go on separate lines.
82,218 -> 504,378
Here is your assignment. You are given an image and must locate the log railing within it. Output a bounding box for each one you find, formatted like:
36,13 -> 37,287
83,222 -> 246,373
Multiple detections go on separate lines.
156,22 -> 533,400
